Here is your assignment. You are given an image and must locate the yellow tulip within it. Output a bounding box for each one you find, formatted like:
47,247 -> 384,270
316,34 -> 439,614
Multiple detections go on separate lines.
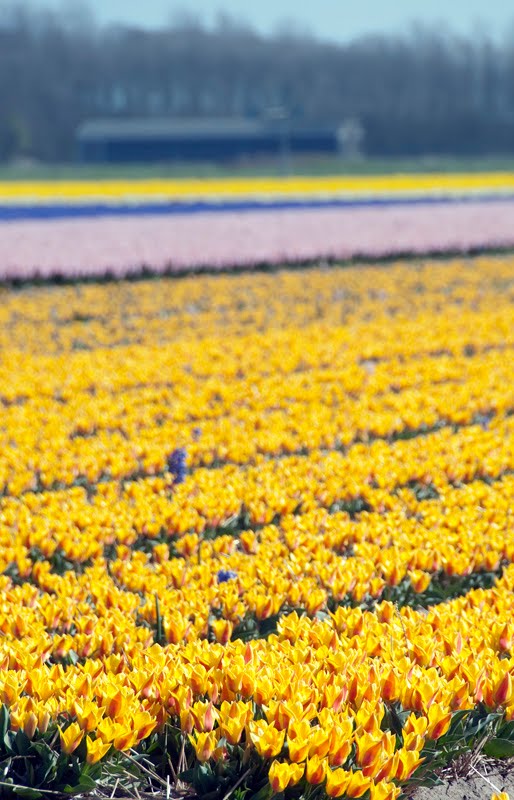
73,700 -> 104,732
325,768 -> 351,798
59,722 -> 84,755
308,727 -> 331,759
268,761 -> 304,793
96,717 -> 120,744
305,755 -> 327,785
287,719 -> 312,762
218,715 -> 245,745
369,780 -> 402,800
113,726 -> 140,752
355,732 -> 385,770
425,703 -> 452,740
22,712 -> 38,741
394,748 -> 424,781
86,735 -> 111,764
190,700 -> 218,732
248,720 -> 285,759
211,618 -> 233,644
218,700 -> 252,745
345,770 -> 373,798
132,710 -> 157,741
189,730 -> 219,762
327,719 -> 354,767
409,570 -> 431,593
493,671 -> 514,707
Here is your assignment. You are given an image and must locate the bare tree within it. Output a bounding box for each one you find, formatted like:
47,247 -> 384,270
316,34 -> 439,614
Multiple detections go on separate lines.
1,1 -> 514,161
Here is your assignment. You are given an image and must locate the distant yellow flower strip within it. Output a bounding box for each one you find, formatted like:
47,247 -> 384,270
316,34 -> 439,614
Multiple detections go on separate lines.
0,255 -> 513,797
2,172 -> 514,205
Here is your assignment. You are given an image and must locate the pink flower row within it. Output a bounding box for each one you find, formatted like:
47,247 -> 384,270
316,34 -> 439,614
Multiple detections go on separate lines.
1,201 -> 514,280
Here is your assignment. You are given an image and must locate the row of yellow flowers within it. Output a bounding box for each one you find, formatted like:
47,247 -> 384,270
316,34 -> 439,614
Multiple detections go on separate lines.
3,173 -> 514,205
0,344 -> 512,494
1,413 -> 514,577
0,256 -> 512,358
0,265 -> 512,494
0,468 -> 513,658
0,310 -> 514,494
2,565 -> 514,796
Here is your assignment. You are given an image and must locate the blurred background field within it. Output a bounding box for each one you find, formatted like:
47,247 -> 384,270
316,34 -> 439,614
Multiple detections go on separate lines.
3,1 -> 514,173
3,0 -> 514,280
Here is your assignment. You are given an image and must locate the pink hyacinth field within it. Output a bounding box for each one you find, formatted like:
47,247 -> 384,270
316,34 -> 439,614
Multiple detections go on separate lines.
2,199 -> 514,281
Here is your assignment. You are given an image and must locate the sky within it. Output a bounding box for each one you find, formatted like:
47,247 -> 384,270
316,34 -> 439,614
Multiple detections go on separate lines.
24,0 -> 514,42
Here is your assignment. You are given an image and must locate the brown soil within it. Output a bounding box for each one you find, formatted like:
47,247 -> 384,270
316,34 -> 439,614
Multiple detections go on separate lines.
413,765 -> 514,800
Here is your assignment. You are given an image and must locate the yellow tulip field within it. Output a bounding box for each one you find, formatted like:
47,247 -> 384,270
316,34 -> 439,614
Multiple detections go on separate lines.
0,255 -> 514,798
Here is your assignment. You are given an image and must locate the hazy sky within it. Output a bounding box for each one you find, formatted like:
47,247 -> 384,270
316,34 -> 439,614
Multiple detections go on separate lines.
24,0 -> 514,42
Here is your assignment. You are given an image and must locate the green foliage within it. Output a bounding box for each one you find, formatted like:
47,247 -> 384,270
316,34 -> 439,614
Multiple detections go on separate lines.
155,593 -> 165,646
0,706 -> 102,799
483,738 -> 514,758
380,568 -> 503,609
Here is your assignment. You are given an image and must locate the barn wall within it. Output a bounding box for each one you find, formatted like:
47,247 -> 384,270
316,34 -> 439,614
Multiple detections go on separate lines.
78,131 -> 339,163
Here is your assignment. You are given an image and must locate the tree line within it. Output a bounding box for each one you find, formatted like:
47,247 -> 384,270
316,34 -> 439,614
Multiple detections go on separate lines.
2,2 -> 514,162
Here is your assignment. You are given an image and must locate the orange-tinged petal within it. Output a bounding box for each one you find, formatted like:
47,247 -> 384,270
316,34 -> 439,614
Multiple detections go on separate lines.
326,768 -> 351,798
493,671 -> 514,707
268,761 -> 304,793
59,722 -> 84,755
305,755 -> 327,785
189,730 -> 219,762
426,704 -> 452,740
346,770 -> 372,798
369,780 -> 402,800
248,720 -> 285,759
86,735 -> 111,765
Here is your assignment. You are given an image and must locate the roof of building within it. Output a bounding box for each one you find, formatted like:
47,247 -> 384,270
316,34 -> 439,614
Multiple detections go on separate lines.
77,118 -> 269,141
76,117 -> 341,142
